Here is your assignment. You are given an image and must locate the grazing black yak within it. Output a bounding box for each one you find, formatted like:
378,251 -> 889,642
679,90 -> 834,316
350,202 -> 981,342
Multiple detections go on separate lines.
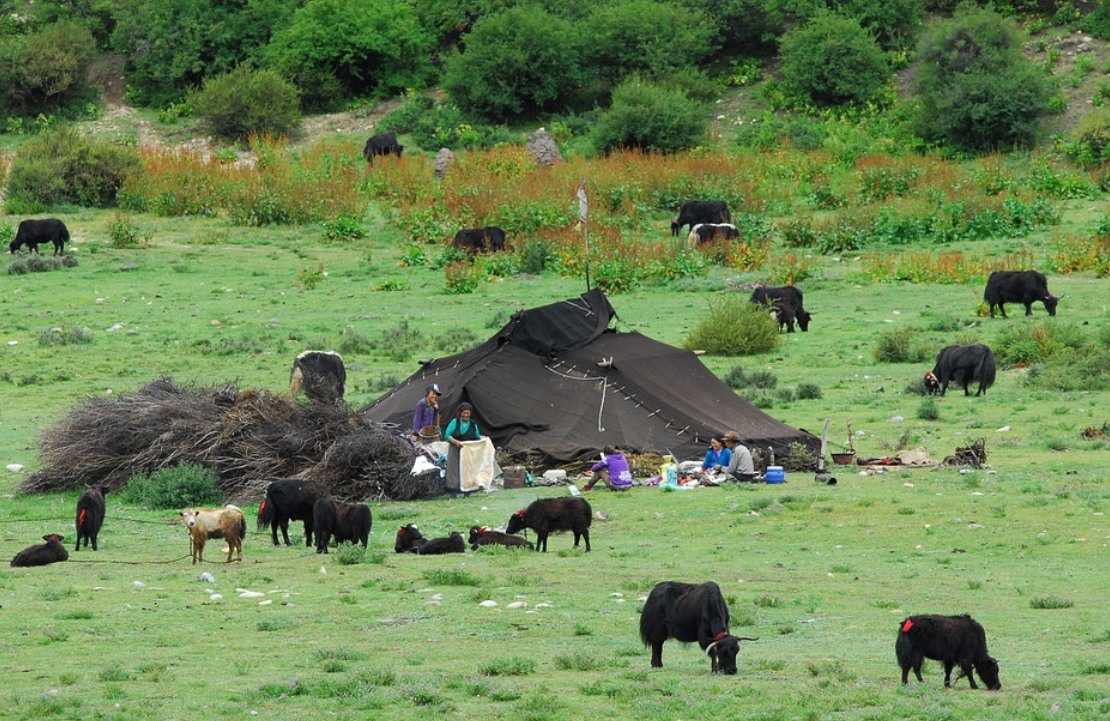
896,614 -> 1001,690
639,581 -> 757,674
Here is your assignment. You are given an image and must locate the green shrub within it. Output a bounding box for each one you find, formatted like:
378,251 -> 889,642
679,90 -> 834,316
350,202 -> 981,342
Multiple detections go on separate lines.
873,328 -> 932,363
779,11 -> 890,107
264,0 -> 433,111
376,94 -> 512,151
107,213 -> 147,249
443,7 -> 585,121
685,295 -> 780,356
321,215 -> 367,242
189,66 -> 300,143
994,320 -> 1088,365
334,544 -> 365,565
837,0 -> 925,51
914,7 -> 1051,150
5,126 -> 142,212
917,398 -> 939,420
1026,347 -> 1110,391
1066,108 -> 1110,168
0,21 -> 97,116
120,463 -> 223,510
591,77 -> 707,154
584,0 -> 716,83
796,382 -> 823,400
1081,2 -> 1110,39
519,239 -> 551,275
445,260 -> 484,295
39,326 -> 93,347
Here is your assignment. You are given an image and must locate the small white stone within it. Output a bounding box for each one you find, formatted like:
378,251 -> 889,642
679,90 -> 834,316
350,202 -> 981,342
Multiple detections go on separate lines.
258,599 -> 273,606
131,581 -> 145,587
6,464 -> 24,473
506,601 -> 528,609
6,340 -> 16,346
431,593 -> 444,601
209,593 -> 223,601
320,566 -> 326,574
199,572 -> 215,583
479,600 -> 498,608
239,590 -> 265,599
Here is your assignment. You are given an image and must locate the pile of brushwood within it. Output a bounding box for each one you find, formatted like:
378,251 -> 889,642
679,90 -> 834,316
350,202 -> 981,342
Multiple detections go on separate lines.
942,439 -> 987,467
18,378 -> 435,502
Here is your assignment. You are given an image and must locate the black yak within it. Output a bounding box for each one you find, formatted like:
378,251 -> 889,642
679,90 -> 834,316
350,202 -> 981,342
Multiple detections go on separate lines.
363,131 -> 403,162
452,227 -> 507,253
417,531 -> 466,555
9,218 -> 69,255
10,534 -> 69,567
984,270 -> 1059,318
639,581 -> 757,674
750,285 -> 812,333
75,484 -> 108,551
468,525 -> 534,551
505,497 -> 592,552
257,479 -> 326,547
312,499 -> 371,554
896,614 -> 1001,690
395,524 -> 427,553
671,200 -> 731,237
924,344 -> 996,397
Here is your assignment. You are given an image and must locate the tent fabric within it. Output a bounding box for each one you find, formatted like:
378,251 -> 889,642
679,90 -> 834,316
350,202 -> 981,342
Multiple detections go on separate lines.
361,289 -> 820,464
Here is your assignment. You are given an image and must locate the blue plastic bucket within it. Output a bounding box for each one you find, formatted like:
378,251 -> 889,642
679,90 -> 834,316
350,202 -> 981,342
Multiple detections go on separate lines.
765,466 -> 785,484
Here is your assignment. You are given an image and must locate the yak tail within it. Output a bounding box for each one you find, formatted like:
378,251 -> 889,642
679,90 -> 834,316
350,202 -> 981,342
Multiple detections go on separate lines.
976,350 -> 997,392
256,498 -> 273,531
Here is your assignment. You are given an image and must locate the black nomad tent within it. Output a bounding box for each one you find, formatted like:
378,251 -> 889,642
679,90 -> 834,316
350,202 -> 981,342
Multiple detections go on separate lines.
361,289 -> 820,464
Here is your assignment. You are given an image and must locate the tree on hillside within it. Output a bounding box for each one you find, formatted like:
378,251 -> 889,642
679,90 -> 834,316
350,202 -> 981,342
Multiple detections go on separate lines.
0,21 -> 98,116
584,0 -> 718,83
591,77 -> 707,154
779,11 -> 890,107
264,0 -> 433,112
914,5 -> 1051,151
111,0 -> 298,108
443,7 -> 585,121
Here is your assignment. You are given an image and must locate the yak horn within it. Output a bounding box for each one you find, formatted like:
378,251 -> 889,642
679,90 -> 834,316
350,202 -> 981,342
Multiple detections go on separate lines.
704,642 -> 719,656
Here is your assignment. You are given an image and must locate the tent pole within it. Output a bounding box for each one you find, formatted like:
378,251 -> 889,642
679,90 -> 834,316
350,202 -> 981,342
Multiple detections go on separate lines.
578,178 -> 590,291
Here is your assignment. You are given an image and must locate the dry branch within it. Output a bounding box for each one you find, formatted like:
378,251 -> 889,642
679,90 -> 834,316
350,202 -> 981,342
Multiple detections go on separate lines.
19,378 -> 427,502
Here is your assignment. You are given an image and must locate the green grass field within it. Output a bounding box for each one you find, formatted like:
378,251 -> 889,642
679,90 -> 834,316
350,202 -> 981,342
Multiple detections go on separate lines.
1,192 -> 1108,719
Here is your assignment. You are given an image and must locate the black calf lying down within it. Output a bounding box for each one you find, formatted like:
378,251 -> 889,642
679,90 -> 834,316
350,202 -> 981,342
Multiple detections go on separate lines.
417,531 -> 465,555
468,525 -> 533,551
11,534 -> 69,567
395,524 -> 426,553
896,614 -> 1001,690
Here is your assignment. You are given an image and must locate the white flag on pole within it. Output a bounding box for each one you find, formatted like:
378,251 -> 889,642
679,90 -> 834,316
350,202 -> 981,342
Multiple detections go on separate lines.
577,179 -> 588,225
